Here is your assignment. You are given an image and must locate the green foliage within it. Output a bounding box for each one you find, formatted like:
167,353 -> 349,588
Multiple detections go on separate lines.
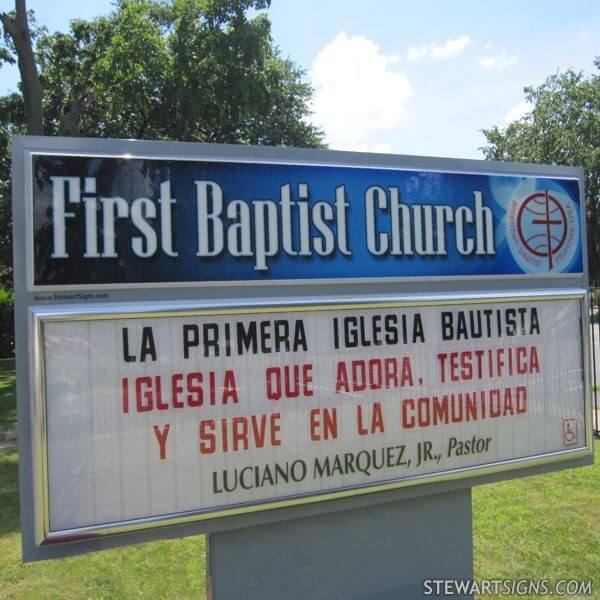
0,286 -> 13,359
0,94 -> 25,290
481,61 -> 600,280
0,357 -> 15,423
31,0 -> 323,145
36,0 -> 173,138
0,0 -> 324,293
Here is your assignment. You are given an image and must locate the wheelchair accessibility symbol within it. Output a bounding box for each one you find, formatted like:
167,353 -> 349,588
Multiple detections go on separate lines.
562,419 -> 578,446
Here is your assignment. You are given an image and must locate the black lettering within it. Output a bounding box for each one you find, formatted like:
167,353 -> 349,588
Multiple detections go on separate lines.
203,323 -> 219,357
140,327 -> 157,362
183,324 -> 199,359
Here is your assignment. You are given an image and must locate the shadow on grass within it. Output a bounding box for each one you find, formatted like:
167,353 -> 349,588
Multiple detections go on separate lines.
0,450 -> 20,535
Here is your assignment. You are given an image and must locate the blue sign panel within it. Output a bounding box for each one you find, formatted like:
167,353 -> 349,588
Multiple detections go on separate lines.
31,155 -> 583,286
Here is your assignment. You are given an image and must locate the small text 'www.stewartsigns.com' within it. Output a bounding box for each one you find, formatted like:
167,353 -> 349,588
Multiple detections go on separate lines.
423,579 -> 592,596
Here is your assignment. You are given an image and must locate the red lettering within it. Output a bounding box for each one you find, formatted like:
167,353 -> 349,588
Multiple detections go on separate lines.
489,389 -> 501,417
358,402 -> 385,435
450,353 -> 459,382
437,353 -> 448,383
357,404 -> 368,435
461,352 -> 472,381
503,387 -> 514,414
266,365 -> 313,400
384,358 -> 398,387
352,360 -> 366,391
210,372 -> 216,405
232,417 -> 249,451
172,374 -> 184,408
402,398 -> 415,429
302,364 -> 314,397
433,395 -> 449,424
530,346 -> 539,373
266,367 -> 281,400
373,403 -> 384,433
199,413 -> 281,453
199,420 -> 216,454
251,414 -> 267,447
155,376 -> 167,410
418,397 -> 431,427
153,424 -> 170,460
517,386 -> 527,413
310,408 -> 337,441
270,413 -> 282,446
335,362 -> 350,392
368,360 -> 382,389
400,357 -> 413,386
136,376 -> 153,412
124,370 -> 243,413
310,408 -> 320,440
223,370 -> 238,404
187,372 -> 203,406
122,377 -> 129,413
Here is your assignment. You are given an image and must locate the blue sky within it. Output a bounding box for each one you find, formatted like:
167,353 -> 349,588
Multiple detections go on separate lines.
1,0 -> 598,159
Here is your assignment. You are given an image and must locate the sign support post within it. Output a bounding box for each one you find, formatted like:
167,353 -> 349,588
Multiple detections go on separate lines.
208,489 -> 473,599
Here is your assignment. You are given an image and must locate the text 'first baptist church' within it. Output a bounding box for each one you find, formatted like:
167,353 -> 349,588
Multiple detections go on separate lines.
48,176 -> 496,271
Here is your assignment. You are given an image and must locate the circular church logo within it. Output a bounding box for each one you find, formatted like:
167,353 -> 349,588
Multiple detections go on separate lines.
506,189 -> 579,273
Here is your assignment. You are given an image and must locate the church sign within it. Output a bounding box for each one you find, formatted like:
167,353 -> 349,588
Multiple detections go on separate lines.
12,136 -> 592,560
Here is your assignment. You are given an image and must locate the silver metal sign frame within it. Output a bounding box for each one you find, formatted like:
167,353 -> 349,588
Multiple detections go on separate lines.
12,135 -> 593,561
30,291 -> 593,548
23,142 -> 584,293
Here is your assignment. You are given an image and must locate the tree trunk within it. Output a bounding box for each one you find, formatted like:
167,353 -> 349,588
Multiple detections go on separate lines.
0,0 -> 44,135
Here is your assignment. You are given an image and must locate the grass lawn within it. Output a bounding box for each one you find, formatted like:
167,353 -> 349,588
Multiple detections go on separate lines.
473,456 -> 600,599
0,358 -> 16,424
0,363 -> 598,599
0,450 -> 206,599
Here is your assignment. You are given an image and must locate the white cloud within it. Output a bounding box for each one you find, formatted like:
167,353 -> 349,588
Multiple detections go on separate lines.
479,49 -> 518,71
504,100 -> 531,125
310,32 -> 413,151
370,142 -> 393,154
346,141 -> 394,154
406,35 -> 471,61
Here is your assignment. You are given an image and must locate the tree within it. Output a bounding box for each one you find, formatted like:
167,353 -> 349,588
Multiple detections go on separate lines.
481,61 -> 600,281
12,0 -> 323,146
0,93 -> 23,287
0,0 -> 324,289
0,0 -> 44,135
